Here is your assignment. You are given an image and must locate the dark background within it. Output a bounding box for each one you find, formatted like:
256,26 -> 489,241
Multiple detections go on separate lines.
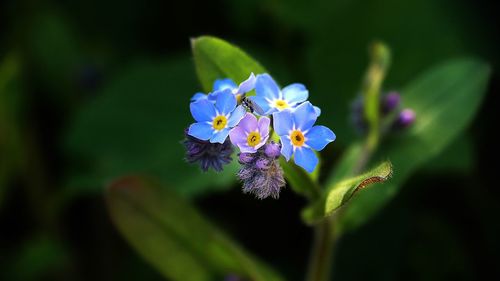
1,0 -> 499,280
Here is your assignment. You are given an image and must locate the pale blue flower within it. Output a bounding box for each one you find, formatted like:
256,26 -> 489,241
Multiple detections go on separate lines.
188,89 -> 246,143
273,102 -> 335,172
250,73 -> 309,115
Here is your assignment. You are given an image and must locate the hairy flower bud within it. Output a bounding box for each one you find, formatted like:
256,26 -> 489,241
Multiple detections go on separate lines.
382,91 -> 401,114
394,108 -> 416,128
183,129 -> 233,172
264,142 -> 281,158
238,153 -> 255,164
237,146 -> 285,199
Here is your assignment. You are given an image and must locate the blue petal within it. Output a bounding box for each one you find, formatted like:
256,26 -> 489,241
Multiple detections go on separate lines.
227,105 -> 246,127
294,147 -> 318,173
190,99 -> 216,122
255,73 -> 281,100
249,96 -> 274,115
207,91 -> 219,101
280,137 -> 293,161
215,89 -> 237,115
191,92 -> 207,102
293,102 -> 317,131
210,128 -> 230,143
305,125 -> 336,151
188,122 -> 213,141
282,83 -> 308,105
213,78 -> 237,92
273,110 -> 293,136
313,106 -> 321,116
237,73 -> 256,93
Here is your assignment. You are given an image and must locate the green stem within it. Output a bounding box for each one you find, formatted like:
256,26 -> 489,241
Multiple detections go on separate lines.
305,42 -> 391,281
306,217 -> 336,281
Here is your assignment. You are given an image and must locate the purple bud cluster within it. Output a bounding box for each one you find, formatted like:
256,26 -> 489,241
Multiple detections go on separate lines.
351,91 -> 416,134
237,142 -> 285,199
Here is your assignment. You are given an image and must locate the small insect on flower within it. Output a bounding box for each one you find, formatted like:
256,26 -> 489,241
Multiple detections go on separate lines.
237,142 -> 285,199
183,129 -> 234,172
273,102 -> 336,173
188,89 -> 246,143
229,113 -> 270,153
191,73 -> 256,103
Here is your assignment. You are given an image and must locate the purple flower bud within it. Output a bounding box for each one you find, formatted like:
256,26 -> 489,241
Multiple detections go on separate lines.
237,145 -> 285,199
255,158 -> 270,170
350,97 -> 367,134
395,108 -> 416,128
238,153 -> 254,164
183,129 -> 233,172
382,92 -> 401,114
264,142 -> 281,158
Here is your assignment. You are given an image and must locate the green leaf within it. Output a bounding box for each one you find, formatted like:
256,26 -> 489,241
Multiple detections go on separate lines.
325,161 -> 392,215
64,57 -> 239,198
106,176 -> 283,281
191,36 -> 267,92
0,54 -> 24,210
421,135 -> 474,173
1,235 -> 69,281
302,160 -> 392,224
337,58 -> 491,232
28,10 -> 83,100
279,158 -> 320,199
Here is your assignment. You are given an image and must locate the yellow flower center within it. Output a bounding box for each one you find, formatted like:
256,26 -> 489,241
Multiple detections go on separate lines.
274,99 -> 289,110
247,131 -> 261,147
212,115 -> 227,130
290,130 -> 305,147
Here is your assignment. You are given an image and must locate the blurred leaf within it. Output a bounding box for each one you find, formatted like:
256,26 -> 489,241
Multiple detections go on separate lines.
0,54 -> 23,209
337,58 -> 491,233
64,57 -> 238,198
29,10 -> 82,98
192,36 -> 267,92
106,176 -> 284,281
279,158 -> 320,199
2,236 -> 69,281
302,160 -> 391,224
421,136 -> 474,173
324,142 -> 364,188
226,0 -> 491,146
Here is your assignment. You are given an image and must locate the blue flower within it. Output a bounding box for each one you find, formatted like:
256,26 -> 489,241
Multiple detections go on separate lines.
273,102 -> 336,172
191,73 -> 256,102
188,89 -> 246,143
250,73 -> 320,116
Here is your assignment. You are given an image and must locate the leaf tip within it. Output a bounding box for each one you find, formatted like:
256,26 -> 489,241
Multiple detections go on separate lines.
106,175 -> 146,197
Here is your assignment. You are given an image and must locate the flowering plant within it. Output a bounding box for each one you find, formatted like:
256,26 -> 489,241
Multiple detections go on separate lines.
184,72 -> 336,198
104,36 -> 490,281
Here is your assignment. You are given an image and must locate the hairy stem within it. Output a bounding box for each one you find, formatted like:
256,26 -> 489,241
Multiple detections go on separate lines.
306,217 -> 336,281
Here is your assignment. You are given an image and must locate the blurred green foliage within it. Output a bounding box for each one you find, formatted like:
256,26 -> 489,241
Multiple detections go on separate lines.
0,55 -> 23,209
64,57 -> 239,198
0,0 -> 498,280
107,176 -> 283,281
338,58 -> 490,232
